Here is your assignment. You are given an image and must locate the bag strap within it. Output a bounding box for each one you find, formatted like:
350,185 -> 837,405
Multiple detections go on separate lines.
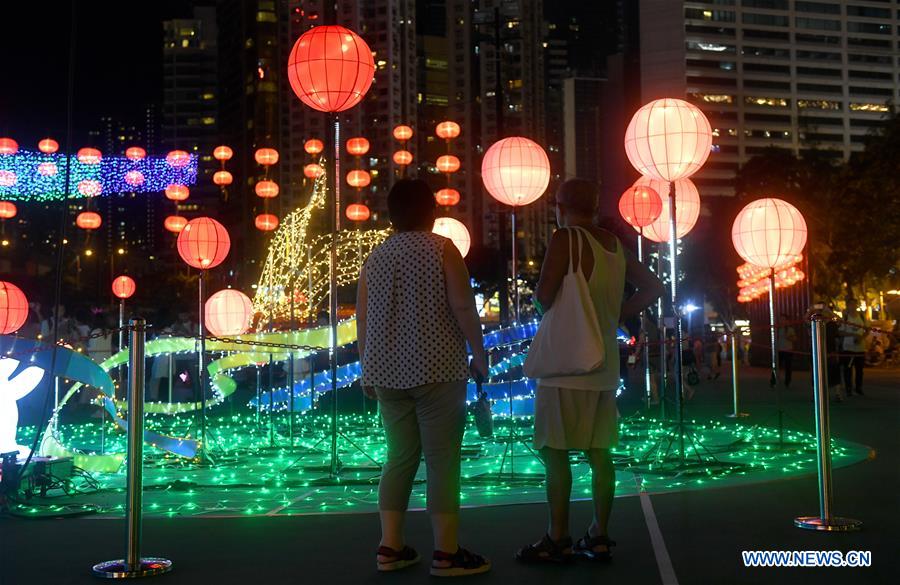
567,227 -> 585,275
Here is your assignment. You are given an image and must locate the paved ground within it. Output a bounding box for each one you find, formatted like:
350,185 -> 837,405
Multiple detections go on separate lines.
3,365 -> 897,584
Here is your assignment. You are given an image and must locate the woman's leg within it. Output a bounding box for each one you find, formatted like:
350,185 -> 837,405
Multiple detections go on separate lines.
583,448 -> 615,537
542,447 -> 573,540
377,388 -> 422,552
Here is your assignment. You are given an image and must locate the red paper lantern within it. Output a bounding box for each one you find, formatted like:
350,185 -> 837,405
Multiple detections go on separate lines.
177,217 -> 230,269
435,188 -> 460,206
287,25 -> 375,113
38,138 -> 59,154
0,281 -> 28,334
433,217 -> 471,257
304,139 -> 324,155
77,147 -> 102,165
77,180 -> 102,197
624,98 -> 713,182
436,121 -> 461,140
165,184 -> 190,201
166,150 -> 191,168
436,155 -> 461,174
393,150 -> 413,166
255,180 -> 279,198
255,148 -> 279,166
618,185 -> 663,229
125,146 -> 146,161
346,203 -> 370,222
393,125 -> 413,141
481,137 -> 551,207
124,170 -> 144,187
731,198 -> 807,269
213,145 -> 233,161
346,170 -> 371,188
205,289 -> 253,337
164,215 -> 188,233
37,162 -> 57,176
630,176 -> 701,243
346,137 -> 370,156
213,170 -> 233,186
255,213 -> 279,231
0,138 -> 19,155
304,163 -> 325,179
0,201 -> 16,219
76,211 -> 102,230
111,275 -> 136,300
0,171 -> 16,187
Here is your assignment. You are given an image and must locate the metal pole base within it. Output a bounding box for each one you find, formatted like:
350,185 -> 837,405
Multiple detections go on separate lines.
794,516 -> 862,532
92,558 -> 172,579
726,412 -> 750,418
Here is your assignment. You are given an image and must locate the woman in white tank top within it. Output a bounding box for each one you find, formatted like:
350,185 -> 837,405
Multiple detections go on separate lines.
517,179 -> 664,564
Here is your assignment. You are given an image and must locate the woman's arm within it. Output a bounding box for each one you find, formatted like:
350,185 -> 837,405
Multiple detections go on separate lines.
356,265 -> 375,398
620,246 -> 665,323
535,229 -> 569,311
443,240 -> 487,380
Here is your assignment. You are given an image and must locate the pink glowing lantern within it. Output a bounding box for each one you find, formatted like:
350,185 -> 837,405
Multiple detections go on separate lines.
0,171 -> 16,187
204,289 -> 253,337
77,180 -> 102,197
732,198 -> 808,269
124,170 -> 145,187
481,137 -> 551,207
629,176 -> 701,243
432,217 -> 471,258
624,98 -> 712,182
37,162 -> 57,176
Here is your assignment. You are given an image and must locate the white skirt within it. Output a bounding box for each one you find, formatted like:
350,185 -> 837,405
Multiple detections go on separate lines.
533,386 -> 618,450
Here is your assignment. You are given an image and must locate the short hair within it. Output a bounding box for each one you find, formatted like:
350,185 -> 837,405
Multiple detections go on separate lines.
387,179 -> 436,231
556,179 -> 599,215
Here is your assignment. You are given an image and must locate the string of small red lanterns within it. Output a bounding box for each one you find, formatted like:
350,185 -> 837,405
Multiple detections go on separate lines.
254,147 -> 280,232
393,125 -> 413,177
345,137 -> 370,223
435,121 -> 460,208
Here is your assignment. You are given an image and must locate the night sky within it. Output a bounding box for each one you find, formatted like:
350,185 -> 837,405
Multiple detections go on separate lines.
0,1 -> 191,146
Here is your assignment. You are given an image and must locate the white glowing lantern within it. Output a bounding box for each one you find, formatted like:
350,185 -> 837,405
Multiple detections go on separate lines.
432,217 -> 471,257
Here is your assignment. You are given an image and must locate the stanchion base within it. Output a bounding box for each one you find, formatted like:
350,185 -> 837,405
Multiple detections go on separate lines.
92,558 -> 172,579
726,412 -> 750,418
794,516 -> 862,532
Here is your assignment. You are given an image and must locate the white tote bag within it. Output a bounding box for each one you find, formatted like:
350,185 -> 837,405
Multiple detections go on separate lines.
524,227 -> 605,378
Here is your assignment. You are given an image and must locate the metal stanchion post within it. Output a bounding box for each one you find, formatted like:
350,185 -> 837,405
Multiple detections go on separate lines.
795,310 -> 861,532
93,319 -> 172,578
726,332 -> 748,418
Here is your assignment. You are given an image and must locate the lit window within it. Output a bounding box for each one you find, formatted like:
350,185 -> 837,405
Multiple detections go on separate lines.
181,39 -> 190,48
849,103 -> 889,112
797,99 -> 841,110
690,93 -> 733,104
201,117 -> 215,125
202,93 -> 215,100
745,96 -> 788,107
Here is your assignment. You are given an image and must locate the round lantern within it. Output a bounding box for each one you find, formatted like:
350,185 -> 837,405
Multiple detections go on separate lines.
77,180 -> 102,197
76,211 -> 102,230
618,185 -> 663,229
77,148 -> 102,165
436,121 -> 461,140
213,170 -> 233,186
433,217 -> 471,258
346,203 -> 370,222
304,163 -> 325,179
166,150 -> 191,168
177,217 -> 230,269
435,188 -> 460,206
624,98 -> 713,182
205,289 -> 253,337
0,171 -> 16,187
393,150 -> 413,166
164,215 -> 188,233
165,184 -> 190,201
125,146 -> 146,161
287,25 -> 375,113
0,138 -> 19,155
37,162 -> 58,176
393,125 -> 413,142
255,180 -> 279,198
0,281 -> 28,334
481,137 -> 551,207
346,170 -> 371,188
124,170 -> 144,187
731,198 -> 808,269
255,148 -> 279,166
436,155 -> 461,174
38,138 -> 59,154
630,176 -> 701,243
255,214 -> 279,232
346,137 -> 370,156
213,145 -> 233,161
111,275 -> 136,300
304,139 -> 324,155
0,201 -> 16,219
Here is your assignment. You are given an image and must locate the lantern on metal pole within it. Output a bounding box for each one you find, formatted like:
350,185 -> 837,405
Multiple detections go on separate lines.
481,136 -> 551,324
112,275 -> 136,353
288,24 -> 375,478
